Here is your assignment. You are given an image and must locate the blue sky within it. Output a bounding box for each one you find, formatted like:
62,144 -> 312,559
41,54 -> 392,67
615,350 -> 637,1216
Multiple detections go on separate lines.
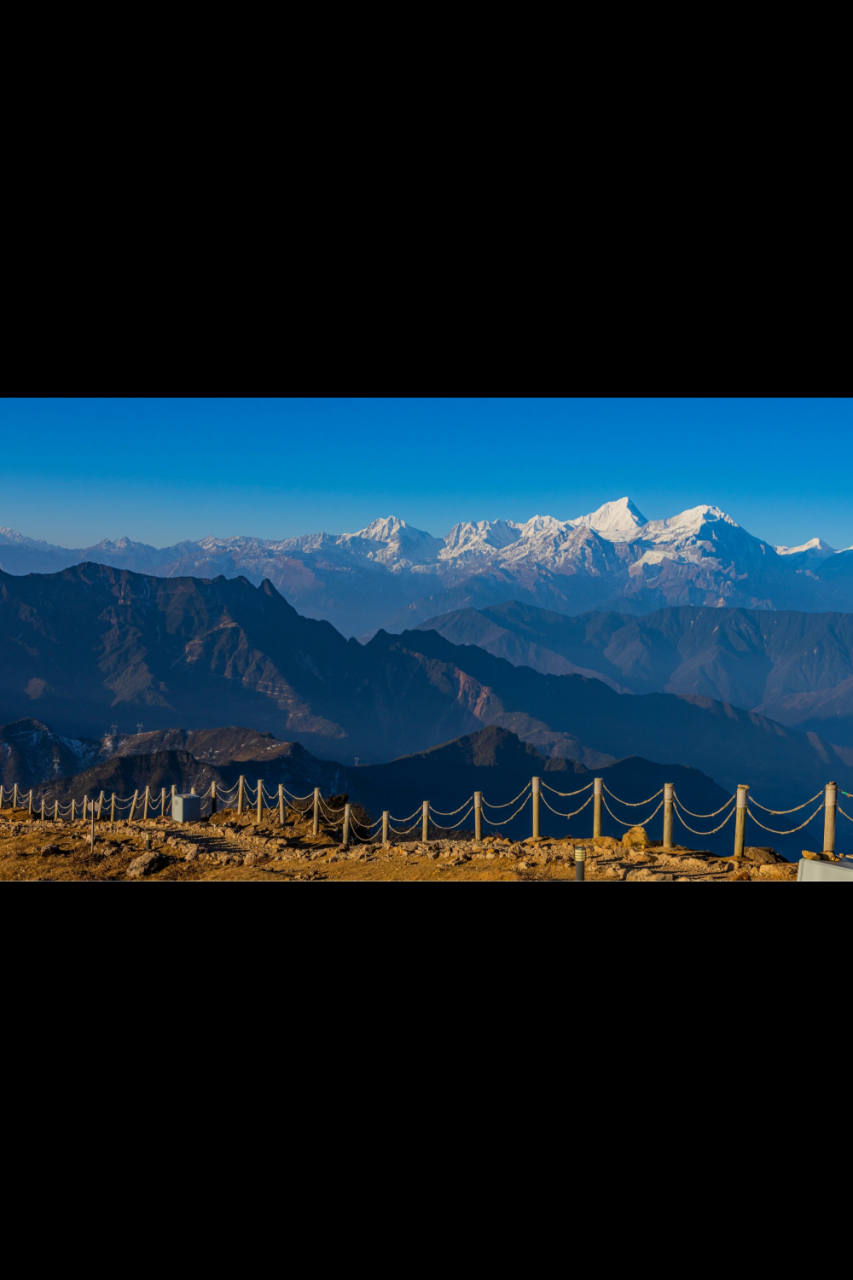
1,397 -> 851,549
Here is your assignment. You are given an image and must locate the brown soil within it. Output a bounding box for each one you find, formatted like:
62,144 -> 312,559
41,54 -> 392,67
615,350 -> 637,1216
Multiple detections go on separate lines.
0,807 -> 798,883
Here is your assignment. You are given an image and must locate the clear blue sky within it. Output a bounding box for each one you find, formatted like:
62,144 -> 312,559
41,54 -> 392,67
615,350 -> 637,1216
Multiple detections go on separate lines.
1,397 -> 851,549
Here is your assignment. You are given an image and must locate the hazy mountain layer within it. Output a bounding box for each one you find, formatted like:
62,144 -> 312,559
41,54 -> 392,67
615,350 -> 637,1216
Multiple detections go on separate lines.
416,601 -> 853,748
1,565 -> 851,826
6,498 -> 853,635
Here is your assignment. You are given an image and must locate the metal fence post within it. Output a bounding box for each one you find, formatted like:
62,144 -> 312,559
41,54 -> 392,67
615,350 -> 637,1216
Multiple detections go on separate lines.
734,785 -> 748,858
593,778 -> 602,838
824,782 -> 836,855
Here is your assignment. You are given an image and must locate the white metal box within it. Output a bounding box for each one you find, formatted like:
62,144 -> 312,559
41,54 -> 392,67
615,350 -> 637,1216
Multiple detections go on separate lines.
797,858 -> 853,882
172,794 -> 201,823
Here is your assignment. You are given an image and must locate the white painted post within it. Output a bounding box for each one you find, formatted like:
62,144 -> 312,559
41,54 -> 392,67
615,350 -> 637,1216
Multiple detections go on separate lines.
734,785 -> 748,858
824,782 -> 837,855
663,783 -> 673,850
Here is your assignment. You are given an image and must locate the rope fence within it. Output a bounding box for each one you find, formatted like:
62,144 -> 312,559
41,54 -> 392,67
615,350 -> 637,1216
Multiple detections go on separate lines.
0,774 -> 847,857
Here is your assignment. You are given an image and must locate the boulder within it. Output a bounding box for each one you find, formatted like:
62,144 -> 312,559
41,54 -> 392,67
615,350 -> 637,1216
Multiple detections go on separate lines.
621,826 -> 650,849
127,851 -> 166,878
743,846 -> 781,864
39,844 -> 62,857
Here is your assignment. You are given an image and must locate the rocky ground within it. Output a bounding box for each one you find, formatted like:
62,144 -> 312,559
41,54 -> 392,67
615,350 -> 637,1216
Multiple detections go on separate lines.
0,806 -> 799,882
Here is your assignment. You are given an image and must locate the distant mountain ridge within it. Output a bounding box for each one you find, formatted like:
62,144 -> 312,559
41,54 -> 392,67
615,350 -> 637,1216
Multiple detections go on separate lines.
2,564 -> 852,821
6,498 -> 853,635
415,600 -> 853,749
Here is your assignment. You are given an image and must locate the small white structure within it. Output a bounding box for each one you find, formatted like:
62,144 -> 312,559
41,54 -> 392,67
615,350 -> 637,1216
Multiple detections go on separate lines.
798,859 -> 853,882
172,794 -> 201,824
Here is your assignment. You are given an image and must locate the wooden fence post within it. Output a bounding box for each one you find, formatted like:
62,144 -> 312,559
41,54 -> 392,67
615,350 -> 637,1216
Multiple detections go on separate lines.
278,784 -> 285,826
143,786 -> 150,820
129,789 -> 139,821
342,803 -> 351,847
40,797 -> 45,821
663,784 -> 673,850
312,788 -> 320,836
532,777 -> 540,839
28,790 -> 33,816
422,801 -> 429,843
382,811 -> 389,845
237,776 -> 245,815
474,791 -> 482,843
160,787 -> 166,818
210,781 -> 217,816
97,791 -> 104,820
0,785 -> 4,809
257,779 -> 263,824
824,782 -> 836,855
734,785 -> 748,858
111,793 -> 116,822
71,799 -> 76,821
171,785 -> 177,818
54,799 -> 59,821
13,784 -> 18,810
82,796 -> 87,822
593,778 -> 602,838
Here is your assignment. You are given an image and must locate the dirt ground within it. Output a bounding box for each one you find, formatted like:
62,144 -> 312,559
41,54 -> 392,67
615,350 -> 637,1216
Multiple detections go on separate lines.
0,805 -> 799,882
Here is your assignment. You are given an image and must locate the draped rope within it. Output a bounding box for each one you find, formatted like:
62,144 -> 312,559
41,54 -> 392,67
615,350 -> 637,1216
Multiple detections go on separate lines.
603,785 -> 664,807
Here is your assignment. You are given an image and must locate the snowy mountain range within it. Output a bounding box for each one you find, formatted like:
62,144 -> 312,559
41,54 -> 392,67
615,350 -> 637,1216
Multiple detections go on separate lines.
6,498 -> 853,636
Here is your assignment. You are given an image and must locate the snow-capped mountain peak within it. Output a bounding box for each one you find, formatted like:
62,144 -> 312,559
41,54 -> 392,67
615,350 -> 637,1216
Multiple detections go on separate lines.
442,520 -> 521,558
775,537 -> 835,558
572,497 -> 648,541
